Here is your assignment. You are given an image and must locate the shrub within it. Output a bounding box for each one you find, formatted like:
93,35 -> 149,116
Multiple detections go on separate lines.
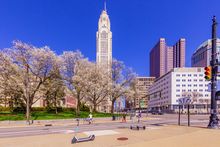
11,107 -> 25,113
0,107 -> 10,112
62,107 -> 76,112
80,104 -> 90,112
32,107 -> 46,112
46,107 -> 63,113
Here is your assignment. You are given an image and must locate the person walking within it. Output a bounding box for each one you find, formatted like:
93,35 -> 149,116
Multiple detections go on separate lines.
88,113 -> 93,124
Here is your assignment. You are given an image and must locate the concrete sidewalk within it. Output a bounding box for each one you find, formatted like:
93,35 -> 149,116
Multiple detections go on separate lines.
0,125 -> 219,147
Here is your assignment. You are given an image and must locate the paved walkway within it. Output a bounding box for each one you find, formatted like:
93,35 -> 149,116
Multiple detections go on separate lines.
0,125 -> 220,147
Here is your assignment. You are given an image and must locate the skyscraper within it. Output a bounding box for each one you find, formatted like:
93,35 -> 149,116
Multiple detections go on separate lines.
96,4 -> 112,72
173,38 -> 185,68
150,38 -> 185,78
150,38 -> 166,78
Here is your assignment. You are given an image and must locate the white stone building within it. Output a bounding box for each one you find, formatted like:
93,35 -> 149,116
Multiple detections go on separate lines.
95,4 -> 112,113
148,67 -> 213,113
96,5 -> 112,72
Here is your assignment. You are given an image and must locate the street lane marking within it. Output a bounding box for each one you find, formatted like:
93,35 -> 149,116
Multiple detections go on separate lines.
84,130 -> 119,136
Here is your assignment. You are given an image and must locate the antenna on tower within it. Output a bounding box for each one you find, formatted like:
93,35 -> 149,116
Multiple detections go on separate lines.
104,0 -> 107,11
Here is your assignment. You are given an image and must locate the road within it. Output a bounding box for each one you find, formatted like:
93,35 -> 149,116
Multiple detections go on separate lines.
0,114 -> 211,138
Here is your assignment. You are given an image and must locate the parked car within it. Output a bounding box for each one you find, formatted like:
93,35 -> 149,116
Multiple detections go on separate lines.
149,110 -> 164,115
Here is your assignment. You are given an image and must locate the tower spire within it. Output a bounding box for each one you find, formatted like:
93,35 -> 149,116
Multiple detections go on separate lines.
104,0 -> 107,11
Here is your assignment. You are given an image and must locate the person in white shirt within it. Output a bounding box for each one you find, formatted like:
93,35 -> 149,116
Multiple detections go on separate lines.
89,113 -> 93,124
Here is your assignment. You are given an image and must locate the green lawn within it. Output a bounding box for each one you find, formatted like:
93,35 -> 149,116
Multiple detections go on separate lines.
0,111 -> 119,121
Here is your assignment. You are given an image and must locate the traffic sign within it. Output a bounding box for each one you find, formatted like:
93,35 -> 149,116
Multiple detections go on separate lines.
176,97 -> 192,105
140,99 -> 145,108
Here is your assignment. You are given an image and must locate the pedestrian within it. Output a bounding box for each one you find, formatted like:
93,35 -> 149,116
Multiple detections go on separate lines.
88,113 -> 93,124
122,113 -> 126,122
136,112 -> 141,123
138,112 -> 141,123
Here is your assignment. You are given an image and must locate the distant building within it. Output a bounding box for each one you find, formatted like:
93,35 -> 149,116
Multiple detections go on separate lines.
114,97 -> 126,111
135,77 -> 155,109
148,67 -> 215,113
191,39 -> 220,67
150,38 -> 185,78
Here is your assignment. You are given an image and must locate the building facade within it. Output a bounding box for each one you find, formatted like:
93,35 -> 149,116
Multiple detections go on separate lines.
148,67 -> 213,113
96,6 -> 112,72
95,5 -> 112,113
135,77 -> 155,109
150,38 -> 185,78
191,39 -> 220,67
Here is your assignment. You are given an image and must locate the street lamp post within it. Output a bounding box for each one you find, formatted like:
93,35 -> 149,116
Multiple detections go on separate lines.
208,16 -> 219,128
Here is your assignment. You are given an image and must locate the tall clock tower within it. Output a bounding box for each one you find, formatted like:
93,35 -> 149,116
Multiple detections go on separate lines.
96,3 -> 112,72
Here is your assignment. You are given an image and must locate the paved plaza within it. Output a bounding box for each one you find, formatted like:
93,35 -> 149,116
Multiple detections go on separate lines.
0,125 -> 220,147
0,114 -> 220,147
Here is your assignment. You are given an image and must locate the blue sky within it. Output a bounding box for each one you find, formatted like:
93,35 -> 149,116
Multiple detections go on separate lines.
0,0 -> 220,76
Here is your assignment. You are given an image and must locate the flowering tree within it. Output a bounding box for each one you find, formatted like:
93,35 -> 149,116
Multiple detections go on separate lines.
85,63 -> 111,112
60,51 -> 86,115
41,66 -> 66,114
110,59 -> 136,113
0,41 -> 57,124
125,76 -> 139,109
71,59 -> 93,114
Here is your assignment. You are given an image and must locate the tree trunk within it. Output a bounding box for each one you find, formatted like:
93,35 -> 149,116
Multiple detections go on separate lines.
55,100 -> 58,114
76,95 -> 80,117
54,94 -> 58,114
93,103 -> 97,113
111,99 -> 115,114
26,97 -> 30,125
